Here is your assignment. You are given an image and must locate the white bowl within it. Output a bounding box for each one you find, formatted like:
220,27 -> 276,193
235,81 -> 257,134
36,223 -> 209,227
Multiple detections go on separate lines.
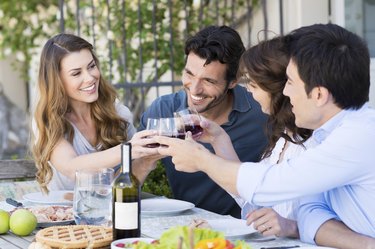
111,238 -> 156,249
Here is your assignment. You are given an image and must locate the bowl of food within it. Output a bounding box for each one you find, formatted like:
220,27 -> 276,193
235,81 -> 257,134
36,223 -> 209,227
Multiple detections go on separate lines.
10,205 -> 74,228
111,238 -> 157,249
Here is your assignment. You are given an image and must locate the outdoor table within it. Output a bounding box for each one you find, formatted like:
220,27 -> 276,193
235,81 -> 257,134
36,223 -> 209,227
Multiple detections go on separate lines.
0,200 -> 316,249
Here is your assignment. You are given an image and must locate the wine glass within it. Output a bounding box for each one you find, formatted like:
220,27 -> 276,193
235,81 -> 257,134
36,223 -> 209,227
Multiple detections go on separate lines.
145,118 -> 161,148
174,107 -> 203,139
158,117 -> 186,139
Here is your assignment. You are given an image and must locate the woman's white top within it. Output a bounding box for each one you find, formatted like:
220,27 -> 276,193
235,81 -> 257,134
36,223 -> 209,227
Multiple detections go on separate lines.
240,136 -> 316,220
48,103 -> 136,191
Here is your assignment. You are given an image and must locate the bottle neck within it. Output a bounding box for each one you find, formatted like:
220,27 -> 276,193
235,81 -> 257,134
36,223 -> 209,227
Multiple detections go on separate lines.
121,143 -> 132,174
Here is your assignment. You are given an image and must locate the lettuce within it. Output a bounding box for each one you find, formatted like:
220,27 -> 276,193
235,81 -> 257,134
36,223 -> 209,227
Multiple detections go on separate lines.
158,226 -> 224,249
131,226 -> 251,249
233,240 -> 252,249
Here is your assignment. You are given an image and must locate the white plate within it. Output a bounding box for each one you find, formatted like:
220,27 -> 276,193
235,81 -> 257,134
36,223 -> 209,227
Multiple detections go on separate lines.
111,238 -> 155,249
23,191 -> 73,205
38,219 -> 75,228
207,218 -> 257,239
141,198 -> 195,216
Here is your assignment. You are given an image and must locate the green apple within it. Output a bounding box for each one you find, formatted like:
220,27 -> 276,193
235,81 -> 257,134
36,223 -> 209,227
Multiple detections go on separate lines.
10,209 -> 37,236
0,209 -> 10,234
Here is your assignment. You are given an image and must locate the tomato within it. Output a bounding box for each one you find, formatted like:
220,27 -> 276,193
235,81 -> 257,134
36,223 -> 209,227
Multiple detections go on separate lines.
225,240 -> 234,249
194,238 -> 235,249
151,240 -> 159,244
225,240 -> 235,249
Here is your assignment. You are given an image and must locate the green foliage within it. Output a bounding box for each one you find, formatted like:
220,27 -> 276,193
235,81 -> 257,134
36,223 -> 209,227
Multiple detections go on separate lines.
0,0 -> 258,84
142,160 -> 173,198
0,1 -> 58,79
0,0 -> 259,189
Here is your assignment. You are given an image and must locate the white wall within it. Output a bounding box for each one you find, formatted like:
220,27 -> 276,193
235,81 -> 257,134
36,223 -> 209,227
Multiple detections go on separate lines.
283,0 -> 329,33
370,59 -> 375,108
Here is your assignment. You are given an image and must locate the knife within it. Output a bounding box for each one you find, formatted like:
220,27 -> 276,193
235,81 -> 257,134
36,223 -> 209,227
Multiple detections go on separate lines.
6,198 -> 24,207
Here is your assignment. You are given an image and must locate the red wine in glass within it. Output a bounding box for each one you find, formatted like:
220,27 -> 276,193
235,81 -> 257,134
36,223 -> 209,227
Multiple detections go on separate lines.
157,133 -> 185,147
174,107 -> 202,139
185,124 -> 203,137
174,133 -> 186,139
146,143 -> 160,148
145,118 -> 161,148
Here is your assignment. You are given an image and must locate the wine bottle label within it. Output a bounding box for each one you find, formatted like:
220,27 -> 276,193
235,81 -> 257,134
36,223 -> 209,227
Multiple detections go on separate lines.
114,202 -> 139,229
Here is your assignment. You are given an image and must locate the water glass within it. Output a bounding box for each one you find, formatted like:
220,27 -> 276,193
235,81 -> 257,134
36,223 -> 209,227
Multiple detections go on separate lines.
73,168 -> 114,227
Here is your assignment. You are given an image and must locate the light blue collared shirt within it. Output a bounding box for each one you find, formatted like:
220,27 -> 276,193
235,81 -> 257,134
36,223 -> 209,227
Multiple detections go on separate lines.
237,104 -> 375,243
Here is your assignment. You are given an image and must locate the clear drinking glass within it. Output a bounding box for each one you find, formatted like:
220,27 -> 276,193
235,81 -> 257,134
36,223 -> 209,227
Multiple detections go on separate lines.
145,118 -> 161,148
73,168 -> 114,227
159,117 -> 186,139
174,107 -> 203,139
146,118 -> 160,131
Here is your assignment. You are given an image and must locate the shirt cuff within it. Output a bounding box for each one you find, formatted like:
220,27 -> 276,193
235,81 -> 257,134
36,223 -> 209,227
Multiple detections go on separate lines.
298,207 -> 338,244
237,161 -> 271,205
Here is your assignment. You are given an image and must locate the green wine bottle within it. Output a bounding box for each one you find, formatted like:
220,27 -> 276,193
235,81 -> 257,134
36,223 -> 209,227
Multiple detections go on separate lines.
112,143 -> 141,239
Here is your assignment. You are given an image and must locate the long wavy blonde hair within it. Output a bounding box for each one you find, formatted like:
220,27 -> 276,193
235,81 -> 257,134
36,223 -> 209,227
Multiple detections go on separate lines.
32,33 -> 129,193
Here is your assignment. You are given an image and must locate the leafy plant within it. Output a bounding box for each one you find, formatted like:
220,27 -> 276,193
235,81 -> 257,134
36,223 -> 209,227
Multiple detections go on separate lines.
142,160 -> 173,198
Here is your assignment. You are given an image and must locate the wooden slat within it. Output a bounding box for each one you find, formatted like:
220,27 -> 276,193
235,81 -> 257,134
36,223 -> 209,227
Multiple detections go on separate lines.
0,159 -> 36,180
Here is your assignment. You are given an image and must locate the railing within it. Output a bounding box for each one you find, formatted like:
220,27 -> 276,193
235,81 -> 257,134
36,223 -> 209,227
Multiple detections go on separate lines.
0,159 -> 39,201
56,0 -> 277,125
0,159 -> 36,180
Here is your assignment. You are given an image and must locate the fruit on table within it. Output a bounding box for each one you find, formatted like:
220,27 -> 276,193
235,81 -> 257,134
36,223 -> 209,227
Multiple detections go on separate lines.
10,209 -> 37,236
0,209 -> 10,234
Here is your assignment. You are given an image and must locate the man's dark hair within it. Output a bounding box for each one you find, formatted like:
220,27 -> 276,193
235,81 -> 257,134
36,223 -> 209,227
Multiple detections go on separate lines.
287,23 -> 370,109
184,25 -> 245,85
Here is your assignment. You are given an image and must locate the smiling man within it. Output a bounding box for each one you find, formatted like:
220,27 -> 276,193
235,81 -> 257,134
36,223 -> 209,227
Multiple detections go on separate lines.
138,25 -> 268,218
152,24 -> 375,248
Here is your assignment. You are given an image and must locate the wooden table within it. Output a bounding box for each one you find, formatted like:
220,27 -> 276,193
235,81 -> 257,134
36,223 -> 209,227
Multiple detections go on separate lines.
0,200 -> 317,249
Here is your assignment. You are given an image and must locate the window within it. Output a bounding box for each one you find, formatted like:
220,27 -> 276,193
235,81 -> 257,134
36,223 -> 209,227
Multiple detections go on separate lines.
345,0 -> 375,56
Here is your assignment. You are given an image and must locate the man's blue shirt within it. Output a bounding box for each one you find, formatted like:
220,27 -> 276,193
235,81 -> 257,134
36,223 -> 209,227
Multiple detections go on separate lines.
139,85 -> 268,217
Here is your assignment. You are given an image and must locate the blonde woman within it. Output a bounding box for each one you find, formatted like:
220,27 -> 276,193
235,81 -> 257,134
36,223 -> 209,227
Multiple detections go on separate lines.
32,33 -> 158,193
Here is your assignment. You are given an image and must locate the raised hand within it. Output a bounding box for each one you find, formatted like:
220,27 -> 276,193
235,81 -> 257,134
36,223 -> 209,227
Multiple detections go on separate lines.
197,118 -> 227,144
129,130 -> 162,159
155,135 -> 207,173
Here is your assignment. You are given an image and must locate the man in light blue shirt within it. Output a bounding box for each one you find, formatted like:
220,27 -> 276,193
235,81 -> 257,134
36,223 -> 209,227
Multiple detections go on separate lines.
153,23 -> 375,248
